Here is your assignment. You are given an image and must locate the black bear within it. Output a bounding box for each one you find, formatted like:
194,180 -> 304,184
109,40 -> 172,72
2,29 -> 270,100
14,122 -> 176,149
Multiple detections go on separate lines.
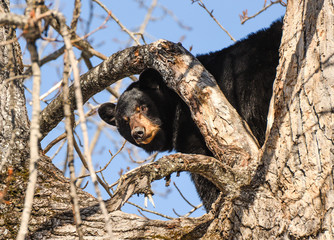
98,20 -> 282,211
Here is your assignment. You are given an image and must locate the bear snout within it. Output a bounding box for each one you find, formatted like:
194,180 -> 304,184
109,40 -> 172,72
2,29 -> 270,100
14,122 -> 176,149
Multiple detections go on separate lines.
129,113 -> 160,145
132,127 -> 146,142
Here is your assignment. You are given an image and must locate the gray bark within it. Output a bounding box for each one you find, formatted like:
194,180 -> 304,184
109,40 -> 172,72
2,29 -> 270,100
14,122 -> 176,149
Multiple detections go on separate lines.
0,1 -> 29,171
256,0 -> 334,238
0,0 -> 333,239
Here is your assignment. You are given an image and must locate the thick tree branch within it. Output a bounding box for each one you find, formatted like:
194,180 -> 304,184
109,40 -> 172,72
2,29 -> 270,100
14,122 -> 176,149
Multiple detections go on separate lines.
39,39 -> 259,163
0,13 -> 28,28
107,153 -> 253,212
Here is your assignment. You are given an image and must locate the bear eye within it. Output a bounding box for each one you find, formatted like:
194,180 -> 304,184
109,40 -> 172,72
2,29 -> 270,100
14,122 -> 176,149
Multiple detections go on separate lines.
123,116 -> 129,122
140,105 -> 147,112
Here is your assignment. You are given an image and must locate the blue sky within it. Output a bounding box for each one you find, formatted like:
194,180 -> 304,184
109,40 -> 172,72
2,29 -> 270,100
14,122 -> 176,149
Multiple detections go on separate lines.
17,0 -> 285,219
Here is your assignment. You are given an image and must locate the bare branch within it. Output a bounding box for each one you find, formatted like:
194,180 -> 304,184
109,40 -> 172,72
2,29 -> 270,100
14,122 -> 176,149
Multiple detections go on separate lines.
159,5 -> 192,31
0,12 -> 28,28
50,138 -> 66,160
38,3 -> 108,60
70,0 -> 81,32
17,40 -> 41,240
173,182 -> 196,208
78,140 -> 126,179
240,0 -> 286,24
43,132 -> 66,154
192,0 -> 236,42
135,0 -> 158,43
73,137 -> 113,197
17,3 -> 43,238
63,49 -> 84,239
183,203 -> 203,218
51,10 -> 114,238
106,153 -> 254,211
92,0 -> 141,46
126,201 -> 174,220
39,40 -> 259,163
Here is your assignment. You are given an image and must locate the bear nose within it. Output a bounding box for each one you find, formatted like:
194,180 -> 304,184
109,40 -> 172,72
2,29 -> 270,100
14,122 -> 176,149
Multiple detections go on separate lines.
132,127 -> 145,141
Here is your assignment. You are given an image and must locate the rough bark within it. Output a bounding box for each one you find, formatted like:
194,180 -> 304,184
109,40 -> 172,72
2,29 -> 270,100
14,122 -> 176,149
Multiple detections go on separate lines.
0,0 -> 333,239
0,1 -> 31,238
219,0 -> 334,238
0,5 -> 258,239
0,1 -> 29,171
39,41 -> 260,164
106,153 -> 253,212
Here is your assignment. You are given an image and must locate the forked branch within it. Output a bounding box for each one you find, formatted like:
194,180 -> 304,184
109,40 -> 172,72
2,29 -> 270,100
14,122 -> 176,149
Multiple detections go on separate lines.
107,153 -> 255,212
39,39 -> 259,162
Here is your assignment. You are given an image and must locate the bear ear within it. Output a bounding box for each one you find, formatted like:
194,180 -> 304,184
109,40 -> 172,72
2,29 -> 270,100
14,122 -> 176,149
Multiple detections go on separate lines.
139,68 -> 164,90
98,103 -> 117,126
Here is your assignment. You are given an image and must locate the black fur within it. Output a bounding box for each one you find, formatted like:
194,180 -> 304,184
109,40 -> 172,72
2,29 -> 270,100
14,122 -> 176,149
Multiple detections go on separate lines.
98,20 -> 282,211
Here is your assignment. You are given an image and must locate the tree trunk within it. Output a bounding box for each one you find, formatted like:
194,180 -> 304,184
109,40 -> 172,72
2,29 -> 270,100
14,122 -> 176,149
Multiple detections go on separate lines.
216,0 -> 334,238
0,0 -> 333,239
0,0 -> 29,170
0,0 -> 30,236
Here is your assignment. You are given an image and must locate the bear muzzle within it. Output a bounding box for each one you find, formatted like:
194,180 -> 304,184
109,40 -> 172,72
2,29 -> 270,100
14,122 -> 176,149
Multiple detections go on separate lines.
132,127 -> 145,141
129,113 -> 160,145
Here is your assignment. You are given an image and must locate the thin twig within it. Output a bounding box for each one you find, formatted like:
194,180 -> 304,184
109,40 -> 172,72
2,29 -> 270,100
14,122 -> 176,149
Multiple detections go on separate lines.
98,141 -> 126,172
173,182 -> 196,208
193,0 -> 236,42
22,45 -> 66,80
71,14 -> 110,44
88,120 -> 106,155
137,209 -> 150,219
92,0 -> 141,45
70,0 -> 81,33
43,105 -> 101,155
183,203 -> 203,218
38,3 -> 107,60
39,78 -> 64,101
73,137 -> 113,198
63,47 -> 84,239
135,0 -> 158,43
172,208 -> 182,217
240,0 -> 287,24
78,140 -> 126,179
85,0 -> 94,35
50,139 -> 66,160
127,150 -> 158,164
159,5 -> 192,31
43,132 -> 67,154
127,201 -> 174,220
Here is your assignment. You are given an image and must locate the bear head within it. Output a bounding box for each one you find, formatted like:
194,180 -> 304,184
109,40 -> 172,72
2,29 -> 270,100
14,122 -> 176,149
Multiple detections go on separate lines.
98,69 -> 177,153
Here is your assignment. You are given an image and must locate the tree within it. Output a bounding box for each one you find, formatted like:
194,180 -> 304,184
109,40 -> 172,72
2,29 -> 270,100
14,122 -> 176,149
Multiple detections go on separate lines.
0,0 -> 333,239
